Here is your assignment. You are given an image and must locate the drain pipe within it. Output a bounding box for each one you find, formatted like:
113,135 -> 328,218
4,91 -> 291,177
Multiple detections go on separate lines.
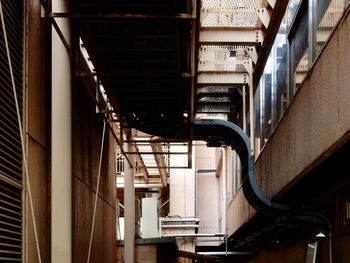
222,147 -> 228,256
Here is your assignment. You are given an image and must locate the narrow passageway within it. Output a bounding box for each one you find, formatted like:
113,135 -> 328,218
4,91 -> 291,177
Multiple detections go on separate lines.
1,0 -> 350,262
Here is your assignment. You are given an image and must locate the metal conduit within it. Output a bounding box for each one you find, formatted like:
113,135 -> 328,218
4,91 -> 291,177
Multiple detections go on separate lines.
190,119 -> 291,216
190,119 -> 332,254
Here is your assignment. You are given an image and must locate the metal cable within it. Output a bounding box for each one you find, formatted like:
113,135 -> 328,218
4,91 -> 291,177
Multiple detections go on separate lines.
0,1 -> 42,262
86,118 -> 107,263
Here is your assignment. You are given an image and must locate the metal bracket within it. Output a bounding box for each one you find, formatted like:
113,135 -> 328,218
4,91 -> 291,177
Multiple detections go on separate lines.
256,8 -> 271,29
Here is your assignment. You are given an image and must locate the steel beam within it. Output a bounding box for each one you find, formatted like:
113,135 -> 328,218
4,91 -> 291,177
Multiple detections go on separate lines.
257,8 -> 271,29
117,184 -> 164,189
198,72 -> 248,85
133,144 -> 149,182
253,0 -> 289,89
246,47 -> 258,64
199,28 -> 263,45
267,0 -> 276,8
197,104 -> 231,113
124,151 -> 187,155
49,12 -> 195,19
150,142 -> 168,187
200,7 -> 257,21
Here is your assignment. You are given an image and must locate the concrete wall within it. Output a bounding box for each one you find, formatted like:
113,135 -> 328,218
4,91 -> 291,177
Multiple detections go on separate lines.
168,144 -> 195,255
254,241 -> 308,263
72,81 -> 116,263
169,145 -> 195,218
227,7 -> 350,235
116,245 -> 157,263
25,0 -> 52,261
332,235 -> 350,263
256,7 -> 350,200
196,144 -> 220,234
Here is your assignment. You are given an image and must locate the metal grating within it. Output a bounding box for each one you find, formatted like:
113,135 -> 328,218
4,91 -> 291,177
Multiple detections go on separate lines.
199,45 -> 249,72
318,0 -> 345,27
201,0 -> 265,27
0,0 -> 23,261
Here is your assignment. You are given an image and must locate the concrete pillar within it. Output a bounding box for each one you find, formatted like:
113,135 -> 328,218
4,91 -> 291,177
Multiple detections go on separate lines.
51,1 -> 72,262
124,143 -> 135,262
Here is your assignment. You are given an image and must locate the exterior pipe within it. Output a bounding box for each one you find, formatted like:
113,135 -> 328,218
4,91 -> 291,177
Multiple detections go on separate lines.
190,119 -> 334,253
162,233 -> 226,238
198,251 -> 251,256
191,119 -> 291,215
161,224 -> 199,228
161,218 -> 199,222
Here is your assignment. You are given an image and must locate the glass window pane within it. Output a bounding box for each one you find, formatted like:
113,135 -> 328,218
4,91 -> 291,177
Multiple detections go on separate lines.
287,0 -> 303,30
274,18 -> 288,122
316,0 -> 346,57
290,1 -> 308,92
262,55 -> 272,144
254,84 -> 262,153
294,49 -> 308,90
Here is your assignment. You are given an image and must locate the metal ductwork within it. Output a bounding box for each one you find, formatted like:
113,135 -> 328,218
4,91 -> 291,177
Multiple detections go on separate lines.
191,119 -> 291,216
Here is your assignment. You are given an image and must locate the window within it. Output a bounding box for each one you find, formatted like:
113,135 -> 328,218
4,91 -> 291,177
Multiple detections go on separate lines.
289,0 -> 309,92
314,0 -> 347,58
116,149 -> 125,176
274,18 -> 288,122
253,0 -> 349,156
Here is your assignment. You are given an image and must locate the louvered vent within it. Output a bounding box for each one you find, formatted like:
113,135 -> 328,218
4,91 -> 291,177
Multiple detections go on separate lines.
335,185 -> 350,234
0,0 -> 23,262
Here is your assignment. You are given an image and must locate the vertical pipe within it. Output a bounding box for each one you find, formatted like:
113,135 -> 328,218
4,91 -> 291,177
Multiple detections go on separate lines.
222,148 -> 227,236
51,1 -> 72,262
249,70 -> 255,155
124,142 -> 135,263
242,85 -> 247,133
195,170 -> 198,219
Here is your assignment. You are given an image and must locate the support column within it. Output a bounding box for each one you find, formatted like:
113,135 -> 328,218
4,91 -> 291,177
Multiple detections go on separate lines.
124,142 -> 135,262
51,1 -> 72,262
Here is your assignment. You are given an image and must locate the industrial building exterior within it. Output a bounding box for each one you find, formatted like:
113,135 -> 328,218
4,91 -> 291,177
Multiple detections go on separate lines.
1,0 -> 350,262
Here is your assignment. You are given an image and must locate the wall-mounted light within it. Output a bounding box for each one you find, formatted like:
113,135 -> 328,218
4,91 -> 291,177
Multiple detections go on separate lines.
316,232 -> 326,238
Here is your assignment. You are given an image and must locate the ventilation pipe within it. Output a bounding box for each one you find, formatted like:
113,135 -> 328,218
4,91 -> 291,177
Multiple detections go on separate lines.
190,119 -> 332,255
191,119 -> 291,215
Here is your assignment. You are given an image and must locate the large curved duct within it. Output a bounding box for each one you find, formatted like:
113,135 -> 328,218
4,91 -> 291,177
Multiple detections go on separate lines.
191,119 -> 291,216
134,118 -> 292,215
